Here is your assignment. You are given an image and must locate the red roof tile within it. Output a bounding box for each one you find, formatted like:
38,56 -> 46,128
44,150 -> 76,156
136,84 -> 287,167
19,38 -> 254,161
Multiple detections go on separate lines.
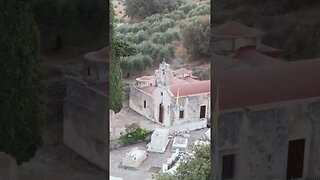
138,74 -> 210,96
234,49 -> 287,66
184,76 -> 199,82
170,80 -> 211,97
173,68 -> 192,74
139,86 -> 156,96
213,58 -> 320,110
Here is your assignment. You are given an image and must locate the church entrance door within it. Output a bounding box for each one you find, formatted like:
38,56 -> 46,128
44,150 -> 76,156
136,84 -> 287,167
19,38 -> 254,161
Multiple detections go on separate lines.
159,104 -> 164,123
286,139 -> 305,180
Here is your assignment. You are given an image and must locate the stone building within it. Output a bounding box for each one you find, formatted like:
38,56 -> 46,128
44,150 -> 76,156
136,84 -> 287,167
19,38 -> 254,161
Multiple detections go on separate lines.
129,61 -> 210,131
212,21 -> 284,59
212,21 -> 320,180
63,47 -> 108,170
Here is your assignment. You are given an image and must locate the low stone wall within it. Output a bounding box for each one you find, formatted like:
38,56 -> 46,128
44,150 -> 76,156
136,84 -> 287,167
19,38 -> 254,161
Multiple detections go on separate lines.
0,152 -> 17,180
168,119 -> 207,133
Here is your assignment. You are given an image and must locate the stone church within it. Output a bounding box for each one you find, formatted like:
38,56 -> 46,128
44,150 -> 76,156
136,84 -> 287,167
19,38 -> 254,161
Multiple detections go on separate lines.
129,61 -> 210,131
212,21 -> 320,180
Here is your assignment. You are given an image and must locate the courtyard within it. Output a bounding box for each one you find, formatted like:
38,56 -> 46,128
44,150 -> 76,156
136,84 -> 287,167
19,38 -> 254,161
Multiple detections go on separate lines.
110,107 -> 163,139
110,127 -> 208,180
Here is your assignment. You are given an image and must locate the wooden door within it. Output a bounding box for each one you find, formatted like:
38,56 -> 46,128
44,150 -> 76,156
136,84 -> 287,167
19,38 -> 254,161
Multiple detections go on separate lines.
159,104 -> 164,123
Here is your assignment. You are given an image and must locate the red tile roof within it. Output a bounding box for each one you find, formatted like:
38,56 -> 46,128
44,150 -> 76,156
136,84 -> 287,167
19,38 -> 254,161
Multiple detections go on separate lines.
212,21 -> 258,38
138,75 -> 210,97
213,58 -> 320,110
212,54 -> 251,70
139,86 -> 156,96
170,80 -> 211,97
170,76 -> 188,85
173,68 -> 192,74
234,49 -> 287,66
184,76 -> 199,82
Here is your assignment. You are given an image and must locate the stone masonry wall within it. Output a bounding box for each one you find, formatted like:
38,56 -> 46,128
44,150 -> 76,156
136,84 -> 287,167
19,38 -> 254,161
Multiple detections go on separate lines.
216,98 -> 320,180
63,76 -> 108,170
129,86 -> 154,120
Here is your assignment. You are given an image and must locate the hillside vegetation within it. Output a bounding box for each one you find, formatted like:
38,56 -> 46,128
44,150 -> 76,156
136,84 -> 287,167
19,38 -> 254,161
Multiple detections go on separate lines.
214,0 -> 320,61
114,0 -> 210,74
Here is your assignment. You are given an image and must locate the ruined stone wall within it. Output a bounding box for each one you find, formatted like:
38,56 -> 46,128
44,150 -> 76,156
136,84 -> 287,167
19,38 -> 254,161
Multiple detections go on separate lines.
216,98 -> 320,180
63,76 -> 108,170
129,86 -> 154,120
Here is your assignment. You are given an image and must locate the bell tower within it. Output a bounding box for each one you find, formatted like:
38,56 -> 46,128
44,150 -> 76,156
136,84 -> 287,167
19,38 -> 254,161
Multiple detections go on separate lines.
155,60 -> 171,89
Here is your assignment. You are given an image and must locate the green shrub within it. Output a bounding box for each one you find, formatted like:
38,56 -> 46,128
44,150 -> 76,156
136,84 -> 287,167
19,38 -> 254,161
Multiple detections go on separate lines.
125,0 -> 184,19
182,15 -> 210,58
200,70 -> 210,80
151,29 -> 180,45
158,18 -> 176,32
164,10 -> 186,21
120,53 -> 153,72
145,14 -> 163,23
188,3 -> 210,17
178,3 -> 197,14
119,123 -> 151,146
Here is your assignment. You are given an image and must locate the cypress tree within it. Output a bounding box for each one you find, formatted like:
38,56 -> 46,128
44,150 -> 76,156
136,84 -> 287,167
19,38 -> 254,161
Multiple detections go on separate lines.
110,0 -> 124,113
0,1 -> 44,165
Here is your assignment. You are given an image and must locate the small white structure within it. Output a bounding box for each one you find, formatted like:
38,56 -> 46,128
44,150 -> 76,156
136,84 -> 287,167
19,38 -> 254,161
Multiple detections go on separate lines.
172,137 -> 188,152
148,128 -> 170,153
194,140 -> 210,146
162,149 -> 181,175
122,147 -> 147,168
110,176 -> 123,180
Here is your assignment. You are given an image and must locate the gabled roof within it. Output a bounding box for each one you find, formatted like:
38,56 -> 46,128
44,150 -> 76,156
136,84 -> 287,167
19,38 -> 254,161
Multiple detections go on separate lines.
170,80 -> 211,97
212,54 -> 252,70
84,46 -> 109,62
173,68 -> 192,74
213,58 -> 320,110
234,49 -> 287,66
138,76 -> 210,97
212,21 -> 259,38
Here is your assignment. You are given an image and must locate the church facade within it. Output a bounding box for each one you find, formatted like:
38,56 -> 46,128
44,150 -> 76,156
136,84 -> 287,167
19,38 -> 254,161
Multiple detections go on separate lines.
212,21 -> 320,180
129,61 -> 211,130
